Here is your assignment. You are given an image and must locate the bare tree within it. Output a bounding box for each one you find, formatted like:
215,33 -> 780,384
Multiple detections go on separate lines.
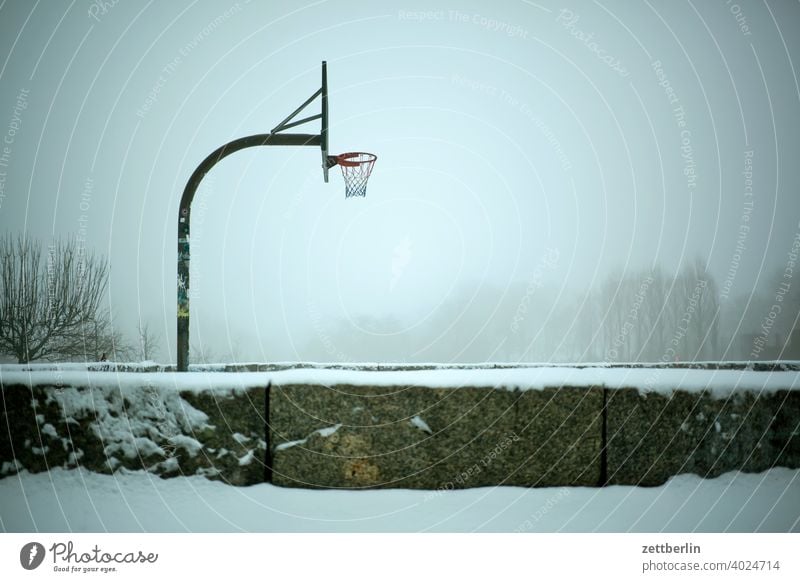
55,309 -> 135,363
189,341 -> 219,366
588,260 -> 720,364
137,320 -> 161,362
0,235 -> 109,363
684,258 -> 720,361
596,269 -> 655,363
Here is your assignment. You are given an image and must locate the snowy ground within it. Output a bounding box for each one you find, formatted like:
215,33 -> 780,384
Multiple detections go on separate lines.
3,363 -> 798,533
1,468 -> 798,533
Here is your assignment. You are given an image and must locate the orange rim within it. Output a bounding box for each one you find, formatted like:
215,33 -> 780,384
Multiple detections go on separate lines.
336,152 -> 377,167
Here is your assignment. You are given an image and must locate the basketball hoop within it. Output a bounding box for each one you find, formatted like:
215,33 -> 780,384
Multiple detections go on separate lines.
335,152 -> 376,198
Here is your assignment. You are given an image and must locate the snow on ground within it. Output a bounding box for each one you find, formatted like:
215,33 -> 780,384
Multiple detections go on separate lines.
0,468 -> 797,533
1,366 -> 799,397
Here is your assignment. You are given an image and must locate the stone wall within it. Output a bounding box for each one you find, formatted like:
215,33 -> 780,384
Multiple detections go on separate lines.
1,368 -> 798,488
0,383 -> 267,486
269,384 -> 603,489
606,388 -> 800,486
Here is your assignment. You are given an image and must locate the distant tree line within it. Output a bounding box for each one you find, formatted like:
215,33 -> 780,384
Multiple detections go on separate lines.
4,233 -> 794,365
298,258 -> 798,364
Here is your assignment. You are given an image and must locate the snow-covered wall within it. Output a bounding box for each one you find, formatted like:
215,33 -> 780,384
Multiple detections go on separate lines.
0,378 -> 266,485
1,365 -> 798,488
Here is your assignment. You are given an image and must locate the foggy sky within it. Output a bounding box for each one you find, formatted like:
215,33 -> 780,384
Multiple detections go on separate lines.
0,0 -> 798,363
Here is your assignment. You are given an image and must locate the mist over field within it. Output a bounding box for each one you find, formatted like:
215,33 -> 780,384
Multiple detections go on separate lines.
0,1 -> 798,364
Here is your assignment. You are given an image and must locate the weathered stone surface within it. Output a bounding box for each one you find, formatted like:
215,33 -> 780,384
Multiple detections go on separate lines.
606,388 -> 800,486
3,370 -> 797,490
180,388 -> 266,485
1,383 -> 71,475
269,384 -> 603,489
511,386 -> 603,486
766,390 -> 800,469
0,383 -> 266,486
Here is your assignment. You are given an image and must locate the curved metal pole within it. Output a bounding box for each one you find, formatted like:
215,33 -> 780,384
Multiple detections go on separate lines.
177,132 -> 321,371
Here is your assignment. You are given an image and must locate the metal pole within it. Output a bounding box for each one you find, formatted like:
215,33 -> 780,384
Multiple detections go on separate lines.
177,133 -> 321,371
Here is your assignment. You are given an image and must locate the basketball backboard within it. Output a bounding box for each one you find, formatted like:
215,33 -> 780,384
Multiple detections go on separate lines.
268,61 -> 374,192
321,60 -> 330,182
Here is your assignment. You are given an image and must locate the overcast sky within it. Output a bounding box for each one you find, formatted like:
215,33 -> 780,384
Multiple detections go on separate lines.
0,0 -> 798,363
